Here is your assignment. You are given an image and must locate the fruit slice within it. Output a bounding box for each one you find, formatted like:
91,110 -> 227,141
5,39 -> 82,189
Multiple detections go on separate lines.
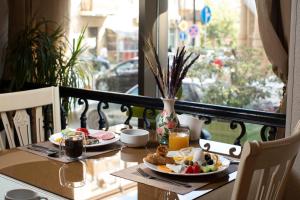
76,128 -> 89,136
201,165 -> 218,173
185,166 -> 194,173
158,165 -> 173,173
173,156 -> 184,164
192,164 -> 200,173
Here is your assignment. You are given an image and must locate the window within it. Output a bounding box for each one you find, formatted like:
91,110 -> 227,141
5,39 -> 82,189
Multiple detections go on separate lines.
115,59 -> 138,74
68,0 -> 283,134
69,0 -> 139,128
69,0 -> 139,93
167,0 -> 283,112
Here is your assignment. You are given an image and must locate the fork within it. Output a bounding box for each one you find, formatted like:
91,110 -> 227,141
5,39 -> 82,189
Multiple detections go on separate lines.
136,168 -> 191,188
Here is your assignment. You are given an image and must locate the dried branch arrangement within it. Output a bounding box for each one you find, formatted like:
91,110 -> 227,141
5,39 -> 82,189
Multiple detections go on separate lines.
144,37 -> 199,99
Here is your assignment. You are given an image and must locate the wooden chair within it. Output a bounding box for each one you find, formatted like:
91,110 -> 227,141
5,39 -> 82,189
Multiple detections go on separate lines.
0,87 -> 61,150
231,121 -> 300,200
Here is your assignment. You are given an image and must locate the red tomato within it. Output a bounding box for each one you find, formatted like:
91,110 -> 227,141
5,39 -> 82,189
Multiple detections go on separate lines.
185,166 -> 194,174
192,164 -> 200,173
76,128 -> 89,136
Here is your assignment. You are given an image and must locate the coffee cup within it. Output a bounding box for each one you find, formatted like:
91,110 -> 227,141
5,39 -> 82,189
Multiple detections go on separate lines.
177,114 -> 204,141
5,189 -> 47,200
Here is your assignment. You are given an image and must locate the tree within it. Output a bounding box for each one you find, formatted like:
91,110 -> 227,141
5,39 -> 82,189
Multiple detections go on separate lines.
188,47 -> 282,109
199,0 -> 239,48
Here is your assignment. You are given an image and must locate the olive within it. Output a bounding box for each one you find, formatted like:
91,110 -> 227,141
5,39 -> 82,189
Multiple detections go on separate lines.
205,154 -> 211,161
207,159 -> 214,165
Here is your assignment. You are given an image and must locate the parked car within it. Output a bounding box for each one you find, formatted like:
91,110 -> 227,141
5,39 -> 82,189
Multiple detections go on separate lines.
95,58 -> 138,92
80,55 -> 110,72
127,80 -> 203,102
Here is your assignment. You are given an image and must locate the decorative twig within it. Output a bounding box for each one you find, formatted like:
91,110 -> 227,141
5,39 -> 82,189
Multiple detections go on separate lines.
143,36 -> 199,99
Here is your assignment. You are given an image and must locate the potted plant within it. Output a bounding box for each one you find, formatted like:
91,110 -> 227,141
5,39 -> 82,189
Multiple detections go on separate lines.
5,18 -> 91,91
5,18 -> 92,117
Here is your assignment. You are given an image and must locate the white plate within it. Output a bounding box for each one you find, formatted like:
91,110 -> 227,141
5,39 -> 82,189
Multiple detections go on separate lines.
49,129 -> 120,148
143,154 -> 230,176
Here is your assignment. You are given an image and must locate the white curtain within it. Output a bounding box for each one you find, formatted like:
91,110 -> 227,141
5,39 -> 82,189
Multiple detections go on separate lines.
255,0 -> 291,114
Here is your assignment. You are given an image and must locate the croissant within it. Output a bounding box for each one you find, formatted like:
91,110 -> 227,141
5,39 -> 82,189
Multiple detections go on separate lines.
145,153 -> 175,165
156,145 -> 168,157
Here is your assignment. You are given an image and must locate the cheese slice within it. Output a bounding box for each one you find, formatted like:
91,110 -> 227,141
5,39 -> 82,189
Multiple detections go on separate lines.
166,164 -> 183,173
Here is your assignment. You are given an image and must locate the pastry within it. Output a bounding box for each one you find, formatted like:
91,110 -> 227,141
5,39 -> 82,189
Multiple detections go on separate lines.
144,146 -> 175,165
156,145 -> 168,156
145,153 -> 175,165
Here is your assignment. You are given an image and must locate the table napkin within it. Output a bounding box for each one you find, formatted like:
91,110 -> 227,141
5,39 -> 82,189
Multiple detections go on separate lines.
18,141 -> 124,163
111,163 -> 238,195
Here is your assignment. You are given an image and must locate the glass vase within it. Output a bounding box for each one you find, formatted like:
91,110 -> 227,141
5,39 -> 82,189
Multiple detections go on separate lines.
156,98 -> 179,145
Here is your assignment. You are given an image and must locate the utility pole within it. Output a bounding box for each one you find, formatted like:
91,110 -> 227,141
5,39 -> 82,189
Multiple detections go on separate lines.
192,0 -> 196,46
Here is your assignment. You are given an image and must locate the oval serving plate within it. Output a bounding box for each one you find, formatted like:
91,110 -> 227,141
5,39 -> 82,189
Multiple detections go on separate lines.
49,129 -> 120,148
143,155 -> 230,176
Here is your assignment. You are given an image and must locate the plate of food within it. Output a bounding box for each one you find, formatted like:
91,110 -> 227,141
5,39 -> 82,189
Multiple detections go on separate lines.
49,128 -> 120,148
143,146 -> 230,176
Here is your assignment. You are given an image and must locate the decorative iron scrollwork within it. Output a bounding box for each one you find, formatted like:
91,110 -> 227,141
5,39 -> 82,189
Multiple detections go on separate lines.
78,98 -> 88,128
143,108 -> 156,129
200,140 -> 241,158
198,115 -> 212,125
260,125 -> 277,141
202,142 -> 211,152
229,147 -> 241,158
231,120 -> 246,146
97,101 -> 109,130
121,104 -> 133,128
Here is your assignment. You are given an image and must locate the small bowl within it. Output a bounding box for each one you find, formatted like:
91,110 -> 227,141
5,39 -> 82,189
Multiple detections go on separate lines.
120,129 -> 149,147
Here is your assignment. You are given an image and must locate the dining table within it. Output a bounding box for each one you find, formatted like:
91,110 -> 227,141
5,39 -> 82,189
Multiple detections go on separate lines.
0,130 -> 238,200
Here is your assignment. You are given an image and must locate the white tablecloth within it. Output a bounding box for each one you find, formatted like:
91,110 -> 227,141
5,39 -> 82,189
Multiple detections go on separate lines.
0,174 -> 66,200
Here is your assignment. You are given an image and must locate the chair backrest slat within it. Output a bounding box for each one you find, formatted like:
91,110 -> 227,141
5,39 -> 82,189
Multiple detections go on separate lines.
0,87 -> 61,149
231,122 -> 300,200
0,130 -> 6,150
35,106 -> 45,142
13,109 -> 31,146
1,112 -> 16,148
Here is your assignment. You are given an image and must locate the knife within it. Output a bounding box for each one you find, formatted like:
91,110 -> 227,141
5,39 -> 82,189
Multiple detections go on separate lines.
31,144 -> 58,153
27,146 -> 53,154
27,146 -> 60,157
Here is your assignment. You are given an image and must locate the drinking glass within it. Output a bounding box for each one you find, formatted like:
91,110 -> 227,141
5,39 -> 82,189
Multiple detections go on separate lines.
60,131 -> 86,160
59,161 -> 86,188
168,128 -> 190,151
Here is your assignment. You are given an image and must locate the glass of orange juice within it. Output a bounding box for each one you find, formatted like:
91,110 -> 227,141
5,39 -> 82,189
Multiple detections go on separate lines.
168,128 -> 190,151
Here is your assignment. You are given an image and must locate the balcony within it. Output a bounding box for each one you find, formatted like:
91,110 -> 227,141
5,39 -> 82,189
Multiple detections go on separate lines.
57,86 -> 285,147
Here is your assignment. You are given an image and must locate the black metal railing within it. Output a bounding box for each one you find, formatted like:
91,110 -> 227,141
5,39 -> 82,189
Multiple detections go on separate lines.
59,86 -> 286,145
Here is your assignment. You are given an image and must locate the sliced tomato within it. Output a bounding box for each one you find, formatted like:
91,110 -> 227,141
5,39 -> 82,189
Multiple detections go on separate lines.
76,128 -> 89,136
185,166 -> 194,174
192,164 -> 200,173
